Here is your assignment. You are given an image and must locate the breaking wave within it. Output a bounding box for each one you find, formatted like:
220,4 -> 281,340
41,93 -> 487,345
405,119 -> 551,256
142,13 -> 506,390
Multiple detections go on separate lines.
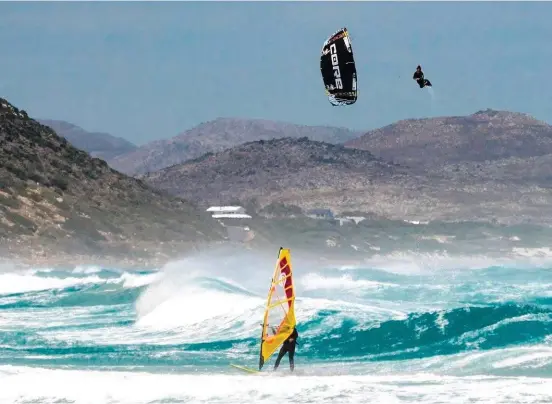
1,250 -> 552,403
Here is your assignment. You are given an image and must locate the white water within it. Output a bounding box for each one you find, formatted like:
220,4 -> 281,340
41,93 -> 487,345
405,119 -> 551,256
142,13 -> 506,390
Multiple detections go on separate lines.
1,249 -> 552,403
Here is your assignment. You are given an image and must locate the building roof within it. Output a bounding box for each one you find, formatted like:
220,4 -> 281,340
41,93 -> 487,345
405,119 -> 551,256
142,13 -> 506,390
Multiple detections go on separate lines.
206,206 -> 244,212
212,213 -> 252,219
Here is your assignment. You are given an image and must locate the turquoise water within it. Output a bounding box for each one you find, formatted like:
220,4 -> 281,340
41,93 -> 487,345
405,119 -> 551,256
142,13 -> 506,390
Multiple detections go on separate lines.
1,251 -> 552,403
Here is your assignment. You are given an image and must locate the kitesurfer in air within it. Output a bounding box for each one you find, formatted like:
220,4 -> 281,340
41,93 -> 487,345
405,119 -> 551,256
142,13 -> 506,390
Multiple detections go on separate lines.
413,65 -> 432,88
273,326 -> 298,372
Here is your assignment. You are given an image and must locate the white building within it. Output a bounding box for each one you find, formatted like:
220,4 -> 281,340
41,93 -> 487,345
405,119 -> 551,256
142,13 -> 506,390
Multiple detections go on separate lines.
335,216 -> 366,226
206,206 -> 252,219
206,206 -> 254,242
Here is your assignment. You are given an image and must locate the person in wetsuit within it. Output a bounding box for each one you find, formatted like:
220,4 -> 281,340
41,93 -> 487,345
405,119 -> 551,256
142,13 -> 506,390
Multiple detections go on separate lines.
413,65 -> 432,88
273,327 -> 298,371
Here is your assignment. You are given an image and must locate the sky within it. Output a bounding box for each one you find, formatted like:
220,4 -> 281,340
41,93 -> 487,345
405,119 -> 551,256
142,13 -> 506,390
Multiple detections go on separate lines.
1,1 -> 552,146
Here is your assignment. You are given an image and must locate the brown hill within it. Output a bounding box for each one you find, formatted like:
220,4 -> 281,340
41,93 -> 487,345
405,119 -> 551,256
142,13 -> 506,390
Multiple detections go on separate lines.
344,109 -> 552,168
140,137 -> 443,216
142,134 -> 552,225
0,98 -> 223,265
109,118 -> 362,175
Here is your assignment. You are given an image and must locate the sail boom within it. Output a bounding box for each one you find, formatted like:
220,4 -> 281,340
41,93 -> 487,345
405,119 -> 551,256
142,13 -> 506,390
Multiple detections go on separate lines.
268,297 -> 294,310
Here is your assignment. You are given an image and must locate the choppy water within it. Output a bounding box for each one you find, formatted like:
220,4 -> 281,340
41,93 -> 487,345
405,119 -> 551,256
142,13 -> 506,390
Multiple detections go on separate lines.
1,249 -> 552,403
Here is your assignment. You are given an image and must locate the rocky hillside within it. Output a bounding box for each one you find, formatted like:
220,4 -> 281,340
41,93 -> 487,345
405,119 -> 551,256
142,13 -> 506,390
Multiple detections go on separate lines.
109,118 -> 362,175
0,98 -> 223,263
142,133 -> 552,225
38,119 -> 137,161
141,137 -> 440,215
344,109 -> 552,169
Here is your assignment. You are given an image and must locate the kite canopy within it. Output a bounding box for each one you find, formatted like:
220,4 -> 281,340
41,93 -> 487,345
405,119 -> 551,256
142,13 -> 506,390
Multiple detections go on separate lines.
320,27 -> 358,106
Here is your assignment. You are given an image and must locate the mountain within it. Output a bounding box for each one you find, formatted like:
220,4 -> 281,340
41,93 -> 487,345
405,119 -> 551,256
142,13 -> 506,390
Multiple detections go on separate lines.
0,99 -> 223,264
38,119 -> 137,161
142,116 -> 552,225
344,109 -> 552,169
141,136 -> 430,214
109,117 -> 363,175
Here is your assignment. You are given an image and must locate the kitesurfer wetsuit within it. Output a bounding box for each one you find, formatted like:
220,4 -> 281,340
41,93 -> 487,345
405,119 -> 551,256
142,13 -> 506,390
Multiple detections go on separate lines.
273,327 -> 298,371
413,65 -> 431,88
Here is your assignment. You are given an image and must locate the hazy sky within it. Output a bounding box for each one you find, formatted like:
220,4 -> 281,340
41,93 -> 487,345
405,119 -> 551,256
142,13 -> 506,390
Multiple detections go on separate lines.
1,1 -> 551,145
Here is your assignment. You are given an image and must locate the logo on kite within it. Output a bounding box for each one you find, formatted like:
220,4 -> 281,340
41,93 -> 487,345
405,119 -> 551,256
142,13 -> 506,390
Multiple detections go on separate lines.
320,27 -> 358,106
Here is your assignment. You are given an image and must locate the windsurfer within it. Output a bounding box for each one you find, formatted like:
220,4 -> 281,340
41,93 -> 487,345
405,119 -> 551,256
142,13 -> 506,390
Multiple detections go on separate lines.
273,327 -> 298,371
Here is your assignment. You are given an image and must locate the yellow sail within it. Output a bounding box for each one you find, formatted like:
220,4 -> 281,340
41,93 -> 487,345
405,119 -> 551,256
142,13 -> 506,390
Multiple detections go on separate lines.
258,247 -> 296,370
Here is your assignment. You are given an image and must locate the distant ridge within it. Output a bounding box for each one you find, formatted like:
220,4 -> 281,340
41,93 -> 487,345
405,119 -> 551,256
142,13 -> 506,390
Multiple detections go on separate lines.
108,117 -> 363,175
140,109 -> 552,225
38,119 -> 137,161
344,109 -> 552,167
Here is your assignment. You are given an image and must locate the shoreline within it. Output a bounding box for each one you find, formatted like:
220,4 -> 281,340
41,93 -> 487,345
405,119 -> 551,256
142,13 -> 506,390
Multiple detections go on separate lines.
0,241 -> 215,271
0,239 -> 368,271
0,251 -> 367,271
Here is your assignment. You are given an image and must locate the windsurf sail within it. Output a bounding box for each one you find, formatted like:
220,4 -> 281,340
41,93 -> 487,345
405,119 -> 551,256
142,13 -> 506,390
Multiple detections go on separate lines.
320,27 -> 358,106
258,247 -> 296,370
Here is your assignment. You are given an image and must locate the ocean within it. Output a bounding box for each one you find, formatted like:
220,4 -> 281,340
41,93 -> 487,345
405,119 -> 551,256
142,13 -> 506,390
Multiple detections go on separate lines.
1,247 -> 552,403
